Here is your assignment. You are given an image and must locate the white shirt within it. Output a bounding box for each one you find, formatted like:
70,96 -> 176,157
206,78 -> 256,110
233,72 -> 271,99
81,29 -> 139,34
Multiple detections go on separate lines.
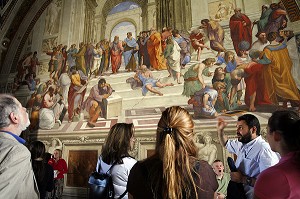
96,156 -> 137,199
226,136 -> 280,199
251,40 -> 269,51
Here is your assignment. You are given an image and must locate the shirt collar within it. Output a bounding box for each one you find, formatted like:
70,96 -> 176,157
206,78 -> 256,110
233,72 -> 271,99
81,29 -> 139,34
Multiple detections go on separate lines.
1,130 -> 26,144
241,135 -> 261,149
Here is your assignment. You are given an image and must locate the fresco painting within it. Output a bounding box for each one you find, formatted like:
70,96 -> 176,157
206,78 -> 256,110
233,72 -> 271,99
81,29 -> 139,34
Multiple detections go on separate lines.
1,0 -> 300,195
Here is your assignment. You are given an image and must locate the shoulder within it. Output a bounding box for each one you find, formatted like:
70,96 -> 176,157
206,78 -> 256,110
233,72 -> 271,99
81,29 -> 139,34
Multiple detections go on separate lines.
256,166 -> 287,187
58,158 -> 67,164
198,160 -> 213,169
45,163 -> 54,172
122,157 -> 137,167
0,137 -> 30,165
255,137 -> 273,152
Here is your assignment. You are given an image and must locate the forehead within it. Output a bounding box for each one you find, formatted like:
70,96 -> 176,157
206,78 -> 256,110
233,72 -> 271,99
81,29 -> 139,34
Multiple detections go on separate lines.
213,162 -> 223,167
237,120 -> 248,127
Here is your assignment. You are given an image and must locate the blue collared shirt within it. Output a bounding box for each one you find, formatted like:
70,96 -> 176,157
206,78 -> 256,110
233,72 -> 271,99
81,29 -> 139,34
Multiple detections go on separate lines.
226,136 -> 280,199
1,130 -> 26,144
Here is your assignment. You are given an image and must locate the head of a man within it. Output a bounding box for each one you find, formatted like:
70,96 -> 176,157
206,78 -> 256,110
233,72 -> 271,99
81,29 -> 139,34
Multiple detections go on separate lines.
149,27 -> 156,34
234,8 -> 242,18
230,69 -> 244,85
236,114 -> 260,144
0,94 -> 30,135
256,32 -> 268,44
114,36 -> 119,42
200,19 -> 209,29
213,67 -> 225,80
212,160 -> 224,177
127,32 -> 132,39
98,78 -> 106,89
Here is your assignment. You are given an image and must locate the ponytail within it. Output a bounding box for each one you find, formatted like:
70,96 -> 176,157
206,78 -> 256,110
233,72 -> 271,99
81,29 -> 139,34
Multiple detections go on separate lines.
162,133 -> 176,199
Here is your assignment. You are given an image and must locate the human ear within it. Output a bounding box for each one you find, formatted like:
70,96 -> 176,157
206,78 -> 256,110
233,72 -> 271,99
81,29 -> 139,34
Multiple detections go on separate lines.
251,126 -> 257,134
9,112 -> 19,124
273,131 -> 282,142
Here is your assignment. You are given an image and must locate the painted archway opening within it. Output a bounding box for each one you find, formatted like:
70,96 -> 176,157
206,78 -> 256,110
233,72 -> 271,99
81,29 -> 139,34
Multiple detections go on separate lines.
104,1 -> 142,41
110,21 -> 136,41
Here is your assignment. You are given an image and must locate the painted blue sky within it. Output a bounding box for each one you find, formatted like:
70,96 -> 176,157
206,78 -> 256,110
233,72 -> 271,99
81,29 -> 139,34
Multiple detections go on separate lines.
110,21 -> 136,41
108,1 -> 140,15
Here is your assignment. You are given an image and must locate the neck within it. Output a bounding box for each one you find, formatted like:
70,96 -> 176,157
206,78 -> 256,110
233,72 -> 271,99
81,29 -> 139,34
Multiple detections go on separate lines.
216,174 -> 224,179
1,126 -> 20,136
270,40 -> 279,45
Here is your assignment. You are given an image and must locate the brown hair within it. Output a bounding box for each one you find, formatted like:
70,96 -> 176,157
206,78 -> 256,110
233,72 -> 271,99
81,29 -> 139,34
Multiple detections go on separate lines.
202,58 -> 215,65
101,123 -> 134,164
224,51 -> 235,64
267,32 -> 277,42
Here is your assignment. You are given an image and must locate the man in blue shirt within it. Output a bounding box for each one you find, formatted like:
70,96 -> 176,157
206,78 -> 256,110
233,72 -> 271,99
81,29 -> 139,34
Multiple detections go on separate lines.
0,94 -> 39,198
217,114 -> 280,199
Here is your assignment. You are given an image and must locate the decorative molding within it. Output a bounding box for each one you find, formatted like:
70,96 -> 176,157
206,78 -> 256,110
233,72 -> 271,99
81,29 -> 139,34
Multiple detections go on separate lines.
62,136 -> 106,144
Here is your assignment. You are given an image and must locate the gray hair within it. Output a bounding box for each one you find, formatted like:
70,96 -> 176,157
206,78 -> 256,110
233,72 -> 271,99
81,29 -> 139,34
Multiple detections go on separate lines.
0,94 -> 19,128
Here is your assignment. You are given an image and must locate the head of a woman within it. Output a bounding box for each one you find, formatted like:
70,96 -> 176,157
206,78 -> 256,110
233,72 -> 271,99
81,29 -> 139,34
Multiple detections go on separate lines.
101,123 -> 135,164
224,51 -> 235,63
203,134 -> 212,144
166,36 -> 174,45
28,141 -> 46,184
202,57 -> 215,66
29,141 -> 46,161
267,110 -> 300,158
53,149 -> 62,160
155,106 -> 198,199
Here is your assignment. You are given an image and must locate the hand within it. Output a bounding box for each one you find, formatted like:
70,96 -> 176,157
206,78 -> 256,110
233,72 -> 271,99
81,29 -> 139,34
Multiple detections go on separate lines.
230,171 -> 244,183
227,93 -> 231,99
103,94 -> 110,98
204,105 -> 211,111
216,193 -> 226,199
208,72 -> 213,77
217,118 -> 228,132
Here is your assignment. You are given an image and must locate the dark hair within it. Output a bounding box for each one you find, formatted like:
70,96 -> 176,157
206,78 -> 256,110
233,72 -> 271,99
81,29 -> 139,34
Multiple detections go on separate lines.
202,57 -> 215,65
172,29 -> 179,36
28,141 -> 46,185
267,32 -> 277,42
238,114 -> 261,136
201,19 -> 209,25
98,78 -> 106,85
45,152 -> 52,162
268,110 -> 300,155
101,123 -> 134,164
213,159 -> 222,163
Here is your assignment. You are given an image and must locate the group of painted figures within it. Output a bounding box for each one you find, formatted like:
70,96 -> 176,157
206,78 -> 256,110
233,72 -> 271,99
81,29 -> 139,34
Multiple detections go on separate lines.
183,2 -> 300,118
12,2 -> 300,130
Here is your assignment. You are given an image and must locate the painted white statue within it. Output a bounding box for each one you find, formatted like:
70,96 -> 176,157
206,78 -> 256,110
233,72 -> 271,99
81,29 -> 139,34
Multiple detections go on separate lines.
196,133 -> 218,165
45,1 -> 60,35
48,138 -> 63,154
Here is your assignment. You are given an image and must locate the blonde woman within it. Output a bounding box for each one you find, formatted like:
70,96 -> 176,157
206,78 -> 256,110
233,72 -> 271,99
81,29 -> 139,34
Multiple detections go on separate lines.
48,149 -> 68,199
127,106 -> 218,199
96,123 -> 137,199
